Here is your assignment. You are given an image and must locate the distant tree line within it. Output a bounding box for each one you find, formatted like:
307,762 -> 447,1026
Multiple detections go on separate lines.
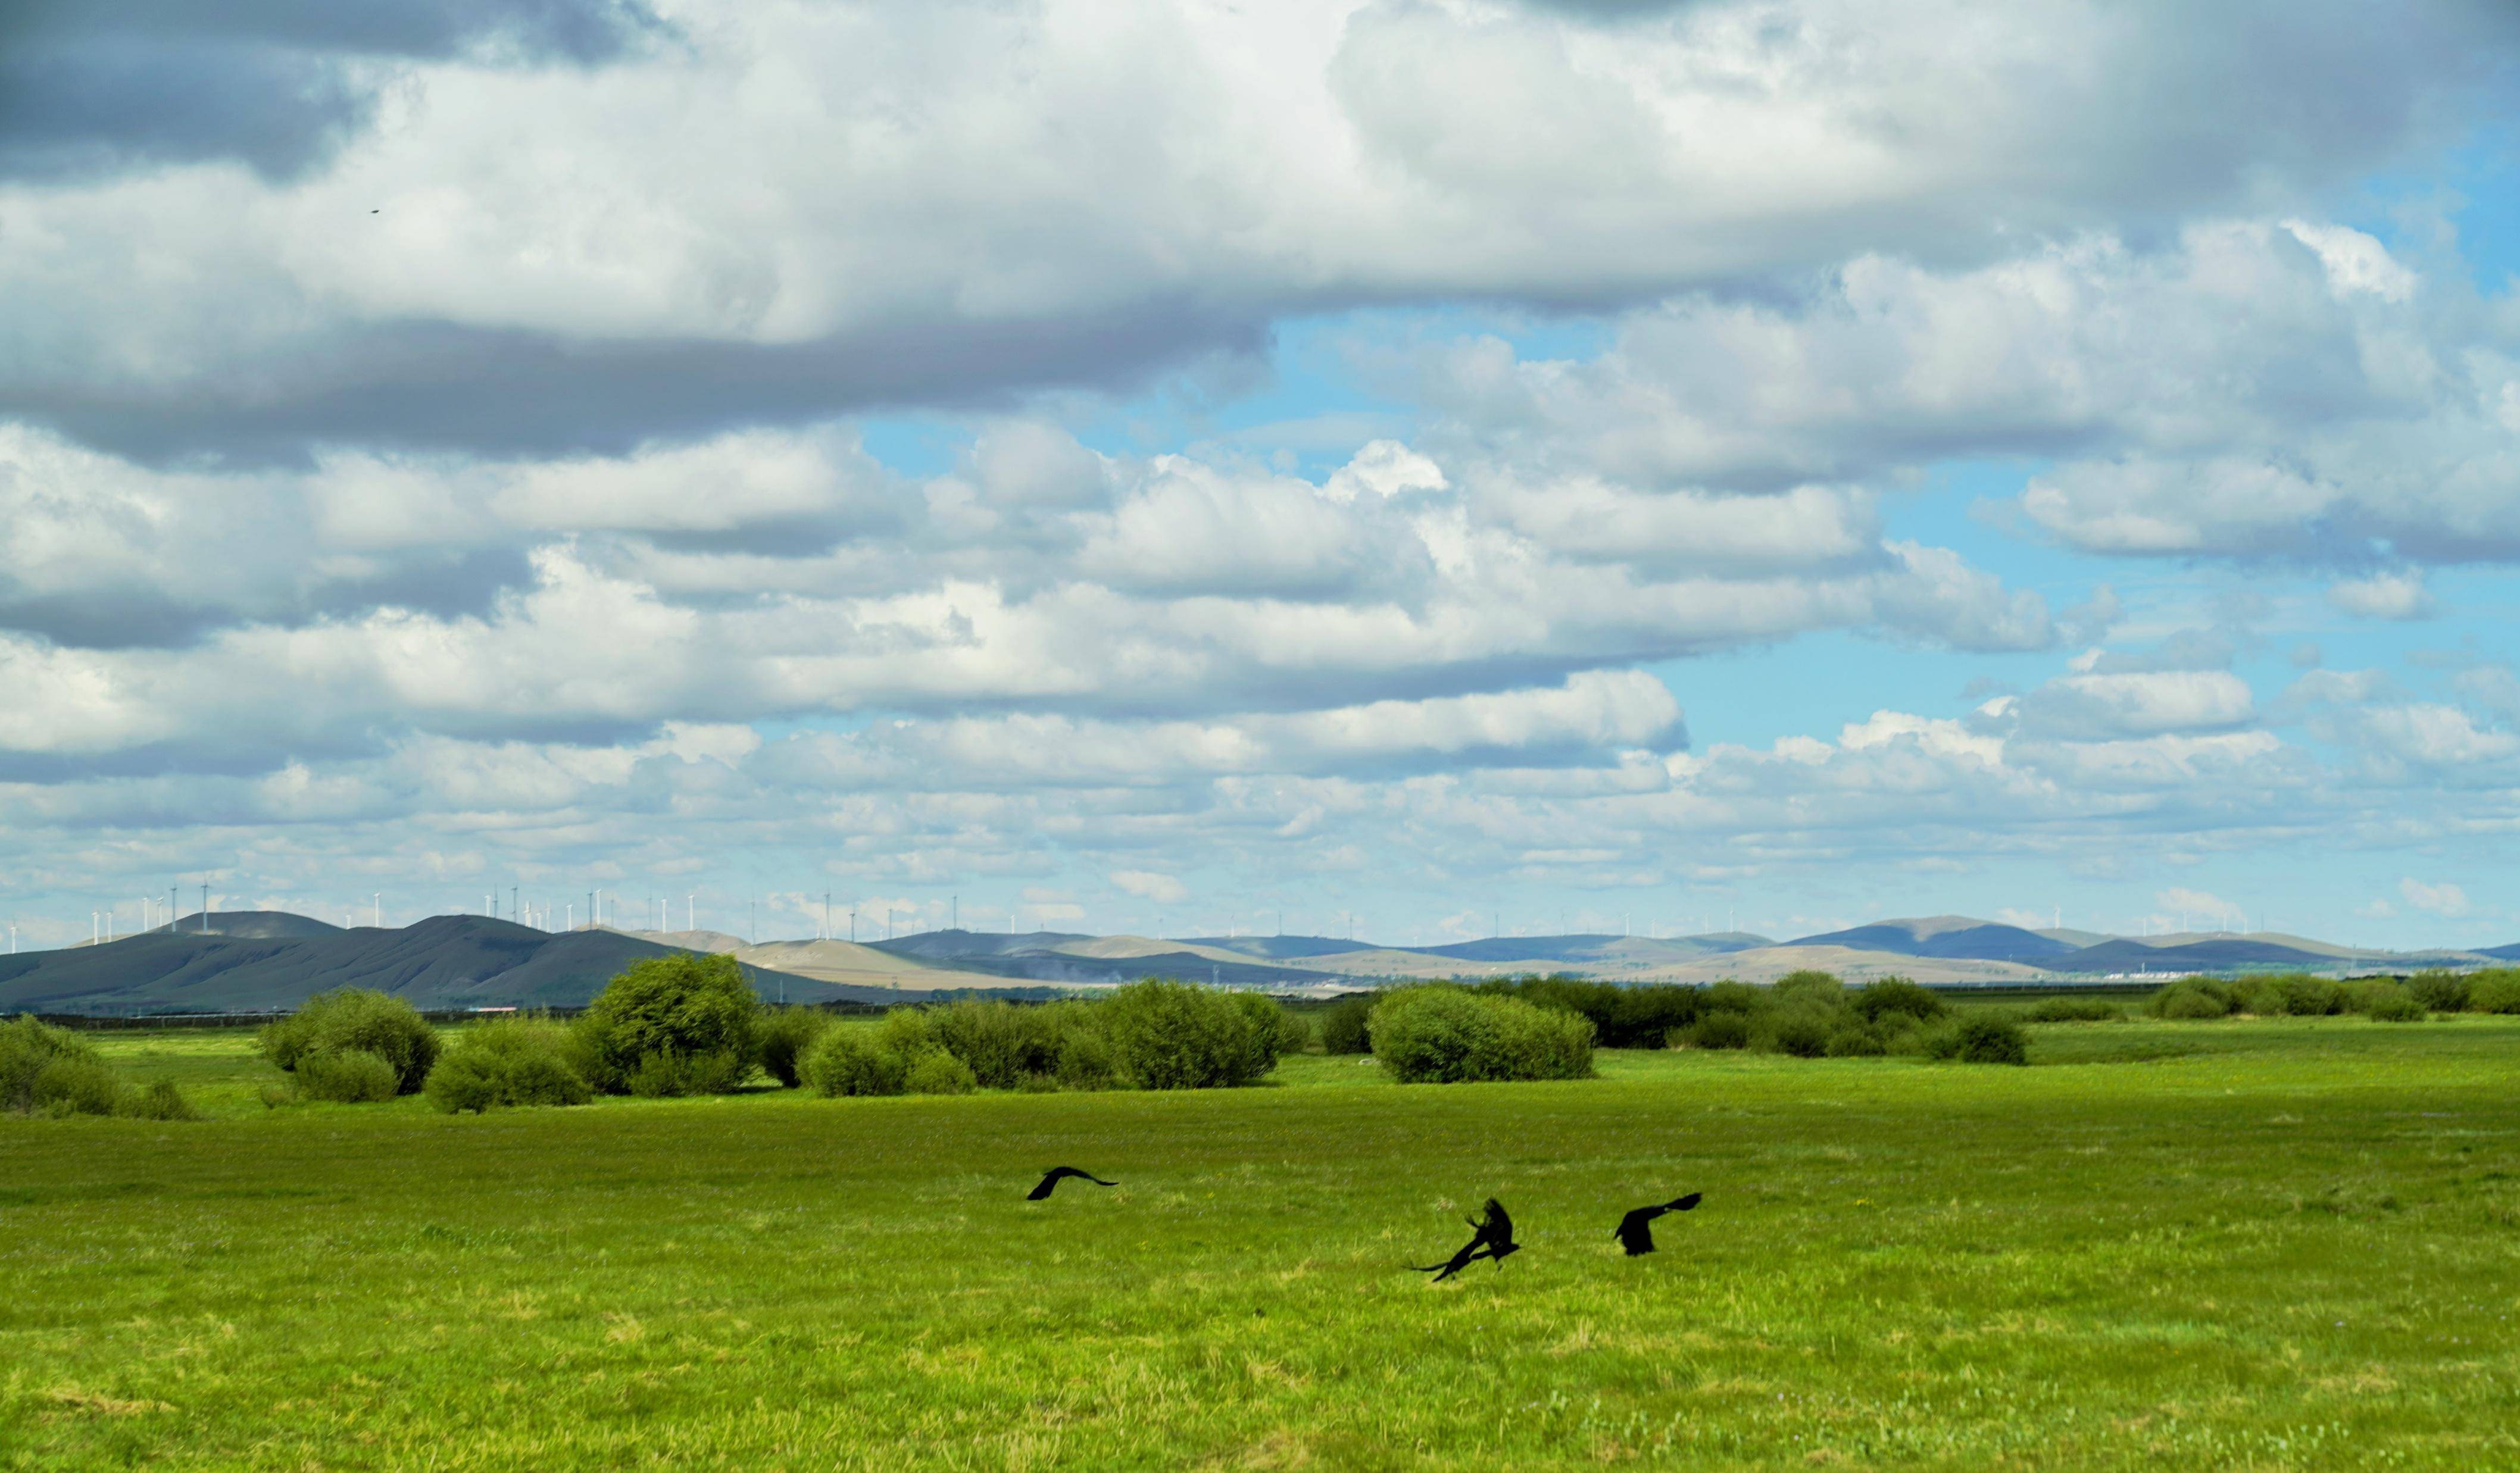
1317,972 -> 2028,1068
2146,970 -> 2517,1021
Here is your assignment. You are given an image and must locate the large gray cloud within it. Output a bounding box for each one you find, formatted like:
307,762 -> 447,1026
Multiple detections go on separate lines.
0,0 -> 664,182
2,0 -> 2510,460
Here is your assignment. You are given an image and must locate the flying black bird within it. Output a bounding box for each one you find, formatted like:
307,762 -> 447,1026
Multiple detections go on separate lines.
1027,1166 -> 1117,1200
1416,1197 -> 1520,1282
1612,1192 -> 1702,1256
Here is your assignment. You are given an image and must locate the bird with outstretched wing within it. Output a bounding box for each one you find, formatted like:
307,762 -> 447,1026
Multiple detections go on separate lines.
1027,1166 -> 1118,1200
1416,1197 -> 1520,1281
1612,1191 -> 1701,1256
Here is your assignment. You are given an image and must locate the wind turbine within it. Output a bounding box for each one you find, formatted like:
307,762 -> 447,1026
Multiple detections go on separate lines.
372,893 -> 382,927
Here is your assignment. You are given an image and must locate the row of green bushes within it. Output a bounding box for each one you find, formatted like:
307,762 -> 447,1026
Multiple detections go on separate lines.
798,980 -> 1301,1097
250,959 -> 1314,1113
2146,970 -> 2519,1022
259,955 -> 775,1109
1319,972 -> 2027,1067
0,1017 -> 198,1119
1663,974 -> 2028,1062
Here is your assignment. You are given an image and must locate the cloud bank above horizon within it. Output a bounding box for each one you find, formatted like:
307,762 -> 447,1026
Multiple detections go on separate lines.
4,0 -> 2518,947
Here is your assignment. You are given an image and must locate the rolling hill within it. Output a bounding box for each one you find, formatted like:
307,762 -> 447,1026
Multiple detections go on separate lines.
0,915 -> 881,1015
863,932 -> 1338,989
6,907 -> 2509,1016
2046,937 -> 2363,974
149,909 -> 348,941
1783,918 -> 2080,963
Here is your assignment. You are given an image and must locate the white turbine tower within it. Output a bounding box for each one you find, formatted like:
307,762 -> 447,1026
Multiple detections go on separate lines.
372,893 -> 382,927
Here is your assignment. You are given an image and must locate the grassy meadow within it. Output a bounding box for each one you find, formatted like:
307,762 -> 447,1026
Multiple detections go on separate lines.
4,1015 -> 2518,1470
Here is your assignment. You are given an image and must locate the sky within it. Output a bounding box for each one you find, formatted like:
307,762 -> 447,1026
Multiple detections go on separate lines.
4,0 -> 2519,950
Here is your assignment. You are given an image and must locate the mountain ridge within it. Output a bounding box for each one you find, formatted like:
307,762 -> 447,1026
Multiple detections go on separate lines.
4,911 -> 2510,1014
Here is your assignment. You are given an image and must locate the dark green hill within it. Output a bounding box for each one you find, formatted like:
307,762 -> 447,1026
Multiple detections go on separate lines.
150,909 -> 346,940
1784,919 -> 2078,962
0,915 -> 879,1014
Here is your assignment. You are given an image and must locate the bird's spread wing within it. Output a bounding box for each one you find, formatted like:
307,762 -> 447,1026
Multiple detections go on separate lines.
1667,1191 -> 1703,1213
1027,1172 -> 1061,1200
1480,1198 -> 1513,1246
1418,1237 -> 1481,1280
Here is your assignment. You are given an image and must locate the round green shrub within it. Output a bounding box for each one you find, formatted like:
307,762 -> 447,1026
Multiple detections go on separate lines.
800,1028 -> 908,1097
424,1018 -> 591,1114
1369,987 -> 1497,1082
571,953 -> 760,1094
755,1006 -> 832,1089
121,1080 -> 199,1121
2271,975 -> 2348,1017
34,1058 -> 123,1117
423,1050 -> 502,1114
258,989 -> 440,1093
903,1049 -> 978,1096
1851,978 -> 1946,1024
1,1016 -> 104,1114
1100,979 -> 1282,1089
1368,987 -> 1593,1083
2224,977 -> 2278,1016
1683,1012 -> 1751,1050
1230,993 -> 1299,1083
1317,995 -> 1373,1055
296,1048 -> 401,1103
1954,1015 -> 2029,1065
931,1000 -> 1067,1089
2151,979 -> 2233,1019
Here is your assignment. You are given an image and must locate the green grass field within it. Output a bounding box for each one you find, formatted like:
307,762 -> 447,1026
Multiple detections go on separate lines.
5,1017 -> 2518,1470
